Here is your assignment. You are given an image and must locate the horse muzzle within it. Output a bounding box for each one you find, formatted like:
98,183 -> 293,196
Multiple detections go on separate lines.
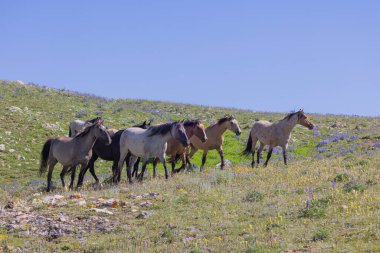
308,123 -> 314,130
201,137 -> 208,143
183,140 -> 190,148
236,131 -> 242,136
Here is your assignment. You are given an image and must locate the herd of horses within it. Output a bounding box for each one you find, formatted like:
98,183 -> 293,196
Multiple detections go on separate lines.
39,110 -> 314,192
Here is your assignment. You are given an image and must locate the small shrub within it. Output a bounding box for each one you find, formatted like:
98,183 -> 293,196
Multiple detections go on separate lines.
312,228 -> 329,241
300,197 -> 331,218
334,173 -> 350,182
343,181 -> 367,193
357,159 -> 370,167
244,191 -> 264,202
161,228 -> 175,243
245,244 -> 261,253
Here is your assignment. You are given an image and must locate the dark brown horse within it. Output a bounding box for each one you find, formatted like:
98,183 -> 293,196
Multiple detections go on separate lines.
76,121 -> 151,187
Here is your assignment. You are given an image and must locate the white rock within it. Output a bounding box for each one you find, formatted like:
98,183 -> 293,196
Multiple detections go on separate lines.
42,123 -> 62,130
7,106 -> 22,113
5,131 -> 11,136
88,208 -> 113,215
216,159 -> 233,169
0,144 -> 5,152
17,155 -> 25,160
9,149 -> 16,153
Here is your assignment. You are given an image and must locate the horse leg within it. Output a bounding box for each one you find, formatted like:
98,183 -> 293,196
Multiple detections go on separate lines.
257,143 -> 265,167
69,165 -> 77,190
127,155 -> 138,184
117,145 -> 129,182
176,154 -> 186,173
138,158 -> 148,182
217,147 -> 225,170
281,145 -> 288,165
46,160 -> 57,192
251,137 -> 258,168
88,156 -> 99,185
60,166 -> 69,191
159,155 -> 169,179
153,158 -> 159,178
200,151 -> 208,171
264,146 -> 273,167
185,153 -> 192,170
132,156 -> 140,178
171,154 -> 176,175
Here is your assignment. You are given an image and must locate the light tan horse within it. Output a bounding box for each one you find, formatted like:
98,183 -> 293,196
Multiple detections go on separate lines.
166,120 -> 207,173
243,109 -> 314,167
40,118 -> 111,192
189,115 -> 241,170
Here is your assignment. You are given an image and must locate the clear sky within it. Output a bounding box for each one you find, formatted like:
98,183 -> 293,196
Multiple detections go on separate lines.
1,1 -> 379,116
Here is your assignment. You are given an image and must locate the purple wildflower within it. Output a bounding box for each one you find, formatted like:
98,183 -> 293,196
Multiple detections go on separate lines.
350,135 -> 358,141
318,139 -> 330,146
374,141 -> 380,149
331,179 -> 336,189
306,199 -> 310,209
313,126 -> 321,137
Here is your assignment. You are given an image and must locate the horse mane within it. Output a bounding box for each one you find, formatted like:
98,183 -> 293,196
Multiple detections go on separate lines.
183,120 -> 201,127
283,111 -> 300,121
147,122 -> 176,137
133,120 -> 151,129
217,115 -> 235,125
86,117 -> 101,124
74,123 -> 96,139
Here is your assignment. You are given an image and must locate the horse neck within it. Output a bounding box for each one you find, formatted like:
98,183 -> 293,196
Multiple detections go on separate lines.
278,116 -> 298,136
209,122 -> 228,138
184,126 -> 194,138
75,128 -> 98,152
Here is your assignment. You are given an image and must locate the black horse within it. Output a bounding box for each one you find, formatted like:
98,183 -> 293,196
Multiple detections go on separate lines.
76,121 -> 151,187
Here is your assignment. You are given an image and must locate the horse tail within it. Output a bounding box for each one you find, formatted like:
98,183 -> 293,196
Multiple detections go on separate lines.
69,127 -> 72,137
39,139 -> 53,175
242,132 -> 253,156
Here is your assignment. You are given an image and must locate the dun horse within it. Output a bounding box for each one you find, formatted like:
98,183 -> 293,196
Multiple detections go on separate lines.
76,121 -> 151,187
118,122 -> 189,183
166,120 -> 207,173
243,109 -> 314,167
189,116 -> 241,170
69,117 -> 100,137
40,118 -> 111,192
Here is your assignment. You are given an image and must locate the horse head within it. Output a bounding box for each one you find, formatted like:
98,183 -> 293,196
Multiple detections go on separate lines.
297,110 -> 314,130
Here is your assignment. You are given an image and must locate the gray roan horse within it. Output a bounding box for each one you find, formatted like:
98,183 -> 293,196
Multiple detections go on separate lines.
117,122 -> 189,183
243,109 -> 314,167
68,117 -> 100,137
40,118 -> 111,192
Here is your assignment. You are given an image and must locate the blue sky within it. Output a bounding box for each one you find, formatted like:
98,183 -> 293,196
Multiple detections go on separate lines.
1,1 -> 379,116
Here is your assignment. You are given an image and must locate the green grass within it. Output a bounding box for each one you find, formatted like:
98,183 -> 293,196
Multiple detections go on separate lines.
0,81 -> 380,252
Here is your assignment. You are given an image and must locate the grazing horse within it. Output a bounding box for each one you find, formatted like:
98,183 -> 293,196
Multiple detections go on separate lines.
189,116 -> 241,170
76,121 -> 151,187
117,122 -> 189,183
242,109 -> 314,167
39,118 -> 111,192
69,117 -> 100,137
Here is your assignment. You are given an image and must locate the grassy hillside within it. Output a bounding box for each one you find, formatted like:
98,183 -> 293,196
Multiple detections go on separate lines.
0,80 -> 379,252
